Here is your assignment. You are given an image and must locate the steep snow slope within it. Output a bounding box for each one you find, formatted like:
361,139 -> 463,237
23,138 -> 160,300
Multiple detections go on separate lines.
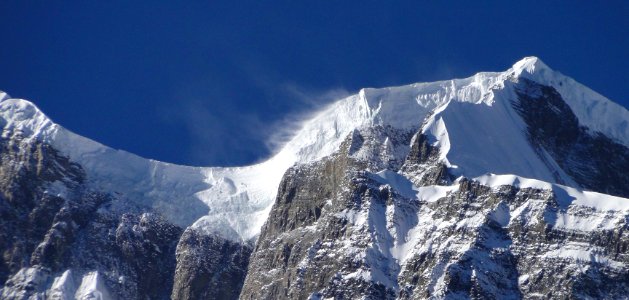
419,83 -> 577,185
1,56 -> 628,243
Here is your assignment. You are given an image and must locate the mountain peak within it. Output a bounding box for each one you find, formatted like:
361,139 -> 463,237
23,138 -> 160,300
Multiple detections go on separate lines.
1,57 -> 627,243
511,56 -> 552,80
2,59 -> 629,299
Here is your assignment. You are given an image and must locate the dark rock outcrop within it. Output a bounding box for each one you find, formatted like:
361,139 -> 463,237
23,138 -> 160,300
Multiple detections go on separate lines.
171,228 -> 251,300
513,78 -> 629,197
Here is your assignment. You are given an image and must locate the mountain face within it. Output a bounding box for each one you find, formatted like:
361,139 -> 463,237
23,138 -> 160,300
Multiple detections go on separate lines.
1,57 -> 628,299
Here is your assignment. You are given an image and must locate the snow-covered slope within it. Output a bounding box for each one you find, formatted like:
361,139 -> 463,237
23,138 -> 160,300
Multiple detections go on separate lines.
419,81 -> 576,185
1,56 -> 628,243
372,171 -> 629,275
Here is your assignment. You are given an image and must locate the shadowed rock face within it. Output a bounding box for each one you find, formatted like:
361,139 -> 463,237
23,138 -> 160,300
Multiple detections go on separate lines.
513,78 -> 629,198
171,228 -> 251,300
0,133 -> 251,300
0,133 -> 182,299
240,128 -> 400,300
0,135 -> 86,285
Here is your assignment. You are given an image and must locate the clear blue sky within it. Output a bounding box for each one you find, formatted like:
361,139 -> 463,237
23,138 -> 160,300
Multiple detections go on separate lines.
0,1 -> 627,166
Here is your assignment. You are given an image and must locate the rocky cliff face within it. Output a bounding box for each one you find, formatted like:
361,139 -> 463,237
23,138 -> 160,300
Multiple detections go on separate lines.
171,228 -> 251,300
240,80 -> 629,299
0,133 -> 250,299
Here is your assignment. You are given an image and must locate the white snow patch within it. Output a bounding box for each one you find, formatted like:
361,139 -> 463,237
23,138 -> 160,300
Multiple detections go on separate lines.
474,174 -> 629,232
551,212 -> 620,232
49,269 -> 77,300
474,174 -> 553,190
416,185 -> 459,203
518,274 -> 530,285
0,267 -> 49,299
0,90 -> 9,102
542,243 -> 624,269
45,180 -> 71,199
562,186 -> 629,211
75,271 -> 113,300
335,208 -> 367,227
371,170 -> 416,199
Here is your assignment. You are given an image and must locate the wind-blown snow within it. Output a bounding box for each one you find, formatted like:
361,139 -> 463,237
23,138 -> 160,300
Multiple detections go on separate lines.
1,56 -> 628,242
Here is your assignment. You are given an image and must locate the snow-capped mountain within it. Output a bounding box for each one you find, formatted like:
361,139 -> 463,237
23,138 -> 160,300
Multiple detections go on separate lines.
1,57 -> 628,299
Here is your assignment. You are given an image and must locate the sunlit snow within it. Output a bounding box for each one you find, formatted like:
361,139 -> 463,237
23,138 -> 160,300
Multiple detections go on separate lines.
1,56 -> 628,243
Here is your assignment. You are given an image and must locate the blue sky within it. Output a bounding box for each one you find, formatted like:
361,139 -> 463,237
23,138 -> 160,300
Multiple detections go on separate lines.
0,1 -> 627,166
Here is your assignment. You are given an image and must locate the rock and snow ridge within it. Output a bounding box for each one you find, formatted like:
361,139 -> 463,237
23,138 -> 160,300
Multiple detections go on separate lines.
1,56 -> 628,243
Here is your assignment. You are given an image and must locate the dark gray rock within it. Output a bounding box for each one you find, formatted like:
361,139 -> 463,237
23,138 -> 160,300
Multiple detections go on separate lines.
241,127 -> 418,299
513,78 -> 629,197
171,228 -> 251,300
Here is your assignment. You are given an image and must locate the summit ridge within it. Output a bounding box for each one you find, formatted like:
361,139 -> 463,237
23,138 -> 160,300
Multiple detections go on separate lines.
0,57 -> 628,242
